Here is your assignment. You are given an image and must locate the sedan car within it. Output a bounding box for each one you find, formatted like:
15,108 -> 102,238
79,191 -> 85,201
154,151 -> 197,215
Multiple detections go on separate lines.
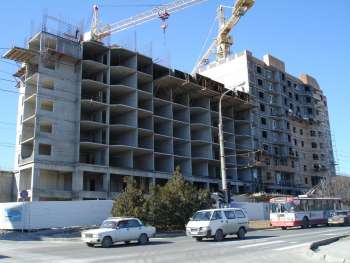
328,210 -> 350,226
81,217 -> 156,248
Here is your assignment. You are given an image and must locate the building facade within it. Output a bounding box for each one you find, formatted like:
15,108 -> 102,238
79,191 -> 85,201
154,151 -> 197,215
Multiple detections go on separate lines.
6,30 -> 335,201
199,50 -> 335,194
7,31 -> 256,201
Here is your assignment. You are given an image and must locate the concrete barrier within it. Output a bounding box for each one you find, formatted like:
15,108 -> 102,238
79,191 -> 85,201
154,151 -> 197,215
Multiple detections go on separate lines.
0,200 -> 113,230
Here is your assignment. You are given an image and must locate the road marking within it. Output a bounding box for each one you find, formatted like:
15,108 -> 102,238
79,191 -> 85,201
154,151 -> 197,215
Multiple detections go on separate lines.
273,242 -> 309,251
322,233 -> 336,236
237,240 -> 285,248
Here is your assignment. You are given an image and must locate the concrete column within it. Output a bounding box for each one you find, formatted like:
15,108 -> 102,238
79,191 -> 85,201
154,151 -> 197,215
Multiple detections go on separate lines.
103,172 -> 110,198
72,169 -> 83,200
30,165 -> 40,201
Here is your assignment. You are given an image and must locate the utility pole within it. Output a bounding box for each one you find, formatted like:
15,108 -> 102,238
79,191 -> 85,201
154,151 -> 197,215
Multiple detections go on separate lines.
218,82 -> 245,205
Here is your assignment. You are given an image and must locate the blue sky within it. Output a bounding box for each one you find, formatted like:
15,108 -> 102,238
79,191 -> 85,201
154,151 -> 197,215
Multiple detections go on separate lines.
0,0 -> 349,174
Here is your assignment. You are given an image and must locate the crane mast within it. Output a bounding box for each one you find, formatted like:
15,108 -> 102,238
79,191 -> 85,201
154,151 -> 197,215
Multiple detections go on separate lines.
192,0 -> 255,75
86,0 -> 208,41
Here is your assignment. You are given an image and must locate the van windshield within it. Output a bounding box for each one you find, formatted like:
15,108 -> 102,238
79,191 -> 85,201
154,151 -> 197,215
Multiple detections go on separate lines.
192,211 -> 212,221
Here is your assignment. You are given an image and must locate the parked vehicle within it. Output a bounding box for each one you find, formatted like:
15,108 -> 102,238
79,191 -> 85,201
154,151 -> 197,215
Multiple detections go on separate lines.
186,208 -> 249,242
270,196 -> 342,229
328,210 -> 350,226
81,217 -> 156,248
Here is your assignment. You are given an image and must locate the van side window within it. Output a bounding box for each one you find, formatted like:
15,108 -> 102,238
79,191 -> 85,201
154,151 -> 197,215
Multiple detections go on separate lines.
235,210 -> 246,218
224,210 -> 236,219
211,211 -> 223,220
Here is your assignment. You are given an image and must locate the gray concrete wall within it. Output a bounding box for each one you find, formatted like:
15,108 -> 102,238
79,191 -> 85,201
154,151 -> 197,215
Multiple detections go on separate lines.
0,171 -> 15,202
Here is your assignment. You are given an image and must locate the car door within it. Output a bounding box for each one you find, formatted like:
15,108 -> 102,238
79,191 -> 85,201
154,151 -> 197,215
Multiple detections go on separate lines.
235,209 -> 248,229
127,219 -> 142,240
115,220 -> 129,242
224,210 -> 238,234
211,210 -> 226,234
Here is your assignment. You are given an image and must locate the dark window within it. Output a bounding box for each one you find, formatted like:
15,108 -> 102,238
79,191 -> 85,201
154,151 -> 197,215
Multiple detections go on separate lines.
211,211 -> 223,220
311,142 -> 317,148
287,80 -> 291,87
288,92 -> 293,98
295,94 -> 299,101
301,141 -> 304,147
299,129 -> 303,135
310,130 -> 316,136
281,73 -> 285,81
283,85 -> 286,93
263,144 -> 269,151
261,117 -> 267,125
256,66 -> 262,74
294,139 -> 297,146
288,134 -> 291,142
260,103 -> 265,112
287,122 -> 290,129
304,85 -> 311,92
293,127 -> 296,133
304,165 -> 307,171
128,219 -> 141,228
224,210 -> 236,219
289,103 -> 294,110
257,79 -> 263,86
306,97 -> 312,103
235,210 -> 246,218
262,131 -> 267,138
313,154 -> 319,160
259,92 -> 264,99
284,97 -> 288,105
305,177 -> 308,184
117,220 -> 129,229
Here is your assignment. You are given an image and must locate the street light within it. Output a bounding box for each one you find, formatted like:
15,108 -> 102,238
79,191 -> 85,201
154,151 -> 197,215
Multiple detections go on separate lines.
218,82 -> 246,205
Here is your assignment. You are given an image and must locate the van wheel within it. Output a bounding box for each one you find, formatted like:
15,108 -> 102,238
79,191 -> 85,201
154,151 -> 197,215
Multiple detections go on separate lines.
195,237 -> 203,242
237,227 -> 246,240
101,236 -> 113,248
302,217 -> 310,229
86,243 -> 94,247
138,233 -> 149,245
281,226 -> 287,230
214,229 -> 224,242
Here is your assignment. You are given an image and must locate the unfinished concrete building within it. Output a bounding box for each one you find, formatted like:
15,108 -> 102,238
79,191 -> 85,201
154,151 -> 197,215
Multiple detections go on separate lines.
199,50 -> 335,194
6,28 -> 256,201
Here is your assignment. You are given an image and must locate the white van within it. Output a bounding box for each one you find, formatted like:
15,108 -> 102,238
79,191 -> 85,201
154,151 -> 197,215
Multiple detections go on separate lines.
186,208 -> 249,241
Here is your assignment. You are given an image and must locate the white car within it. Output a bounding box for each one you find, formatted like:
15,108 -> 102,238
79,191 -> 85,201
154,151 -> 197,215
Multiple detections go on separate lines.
186,208 -> 249,241
82,217 -> 156,248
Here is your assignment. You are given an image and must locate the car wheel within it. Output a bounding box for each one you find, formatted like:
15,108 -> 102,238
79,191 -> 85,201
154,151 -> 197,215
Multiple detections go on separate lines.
124,241 -> 130,244
237,227 -> 246,240
138,233 -> 149,245
214,229 -> 224,242
101,236 -> 113,248
86,243 -> 94,247
281,227 -> 287,230
302,217 -> 310,229
195,237 -> 203,242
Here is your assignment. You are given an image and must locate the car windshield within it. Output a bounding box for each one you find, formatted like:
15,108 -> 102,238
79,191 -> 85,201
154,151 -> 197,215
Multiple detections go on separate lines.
192,211 -> 212,221
271,202 -> 296,213
100,221 -> 116,229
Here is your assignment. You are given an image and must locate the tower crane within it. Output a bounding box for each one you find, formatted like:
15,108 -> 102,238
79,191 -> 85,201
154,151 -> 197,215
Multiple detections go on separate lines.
85,0 -> 208,42
192,0 -> 255,75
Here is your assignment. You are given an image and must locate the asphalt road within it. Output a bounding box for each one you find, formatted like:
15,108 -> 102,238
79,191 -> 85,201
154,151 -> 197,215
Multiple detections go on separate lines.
0,226 -> 350,263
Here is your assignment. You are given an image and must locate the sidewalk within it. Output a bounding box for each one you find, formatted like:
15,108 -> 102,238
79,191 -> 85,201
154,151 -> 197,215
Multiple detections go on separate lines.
316,237 -> 350,263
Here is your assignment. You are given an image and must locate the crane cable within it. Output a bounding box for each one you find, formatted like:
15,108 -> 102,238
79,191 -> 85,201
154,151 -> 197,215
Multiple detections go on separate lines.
194,13 -> 217,70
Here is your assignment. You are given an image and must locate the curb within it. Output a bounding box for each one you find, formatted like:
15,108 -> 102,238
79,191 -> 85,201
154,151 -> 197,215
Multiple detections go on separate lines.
308,235 -> 350,263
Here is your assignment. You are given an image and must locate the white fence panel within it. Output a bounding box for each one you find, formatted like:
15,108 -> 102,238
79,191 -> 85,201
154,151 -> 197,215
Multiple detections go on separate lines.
0,200 -> 113,230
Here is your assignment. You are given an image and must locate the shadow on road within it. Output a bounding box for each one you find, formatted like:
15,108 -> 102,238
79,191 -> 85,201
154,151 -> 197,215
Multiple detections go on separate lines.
199,235 -> 276,243
96,240 -> 174,249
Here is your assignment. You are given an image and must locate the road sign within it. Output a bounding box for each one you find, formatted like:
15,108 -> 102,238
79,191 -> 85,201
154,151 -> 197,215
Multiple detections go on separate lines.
20,190 -> 29,199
